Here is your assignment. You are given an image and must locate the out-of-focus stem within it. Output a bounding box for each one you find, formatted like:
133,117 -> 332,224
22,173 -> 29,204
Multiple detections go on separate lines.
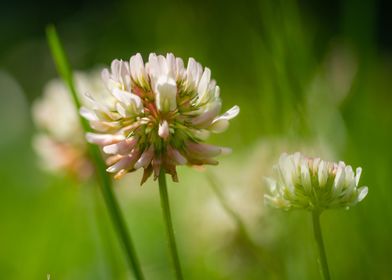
206,171 -> 281,277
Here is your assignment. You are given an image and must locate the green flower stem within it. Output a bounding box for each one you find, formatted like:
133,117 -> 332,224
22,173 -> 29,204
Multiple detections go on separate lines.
312,211 -> 331,280
46,25 -> 145,280
158,171 -> 183,280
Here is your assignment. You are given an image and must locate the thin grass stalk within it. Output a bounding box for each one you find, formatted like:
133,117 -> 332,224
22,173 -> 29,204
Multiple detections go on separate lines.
46,25 -> 145,280
206,171 -> 281,276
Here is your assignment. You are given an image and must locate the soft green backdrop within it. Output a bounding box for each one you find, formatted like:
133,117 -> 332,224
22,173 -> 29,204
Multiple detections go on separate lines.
0,0 -> 391,279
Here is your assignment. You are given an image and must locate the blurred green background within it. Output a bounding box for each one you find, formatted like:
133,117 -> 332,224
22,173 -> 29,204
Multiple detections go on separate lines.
1,0 -> 391,279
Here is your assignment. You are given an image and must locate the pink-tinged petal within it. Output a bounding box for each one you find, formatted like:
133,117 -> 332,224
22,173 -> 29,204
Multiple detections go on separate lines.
220,147 -> 232,155
167,146 -> 187,165
86,133 -> 125,146
106,156 -> 133,173
191,101 -> 221,127
103,138 -> 137,155
186,142 -> 228,158
107,149 -> 140,173
134,145 -> 155,169
158,120 -> 170,140
106,154 -> 123,166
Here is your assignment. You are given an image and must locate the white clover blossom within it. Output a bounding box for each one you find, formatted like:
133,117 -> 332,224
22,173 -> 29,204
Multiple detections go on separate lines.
265,152 -> 368,211
81,53 -> 239,184
32,71 -> 105,179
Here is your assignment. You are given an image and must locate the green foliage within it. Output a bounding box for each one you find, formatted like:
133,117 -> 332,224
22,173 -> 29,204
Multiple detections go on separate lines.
0,0 -> 391,279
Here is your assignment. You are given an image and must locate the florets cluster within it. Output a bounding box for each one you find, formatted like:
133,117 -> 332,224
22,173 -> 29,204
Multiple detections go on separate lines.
265,153 -> 368,211
81,53 -> 239,184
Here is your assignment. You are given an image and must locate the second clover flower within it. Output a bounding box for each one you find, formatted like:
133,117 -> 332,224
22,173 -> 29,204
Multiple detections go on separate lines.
265,152 -> 368,211
81,53 -> 239,184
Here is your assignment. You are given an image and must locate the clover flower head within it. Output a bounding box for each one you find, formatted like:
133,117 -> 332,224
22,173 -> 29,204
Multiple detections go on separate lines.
32,71 -> 104,179
81,53 -> 239,184
264,152 -> 368,211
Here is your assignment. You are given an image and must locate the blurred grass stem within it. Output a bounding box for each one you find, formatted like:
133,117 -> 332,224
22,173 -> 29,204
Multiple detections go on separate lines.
206,171 -> 281,277
312,211 -> 331,280
158,171 -> 183,280
46,25 -> 145,280
206,172 -> 253,243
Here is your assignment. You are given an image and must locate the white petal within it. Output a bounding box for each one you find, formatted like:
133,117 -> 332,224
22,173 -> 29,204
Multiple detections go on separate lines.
80,107 -> 98,121
344,165 -> 355,186
318,160 -> 328,187
116,103 -> 128,118
176,57 -> 185,78
312,158 -> 321,173
155,76 -> 177,112
197,68 -> 211,98
355,167 -> 362,185
86,133 -> 124,145
112,88 -> 142,109
158,120 -> 170,140
300,162 -> 311,192
265,177 -> 277,193
213,105 -> 240,122
110,59 -> 121,78
186,58 -> 202,87
357,186 -> 368,202
101,69 -> 110,86
334,165 -> 346,190
191,101 -> 221,127
166,53 -> 176,78
147,53 -> 160,78
190,129 -> 210,140
209,119 -> 229,133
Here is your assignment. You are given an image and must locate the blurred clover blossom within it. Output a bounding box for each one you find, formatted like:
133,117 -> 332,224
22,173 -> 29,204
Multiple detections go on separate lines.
265,152 -> 368,279
32,71 -> 105,179
265,152 -> 368,211
81,53 -> 239,184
